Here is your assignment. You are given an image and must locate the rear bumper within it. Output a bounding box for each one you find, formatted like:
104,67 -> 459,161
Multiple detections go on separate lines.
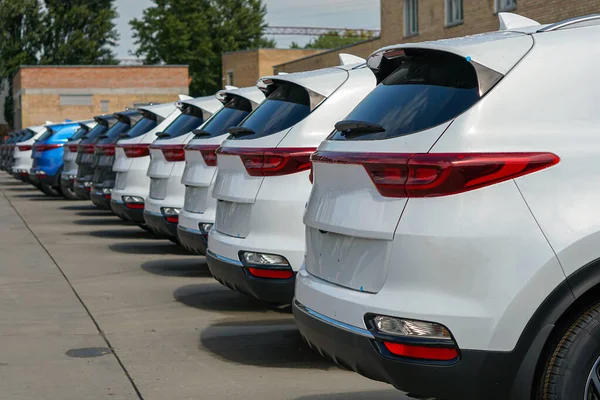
111,199 -> 145,223
293,299 -> 521,400
206,250 -> 295,304
29,170 -> 57,186
90,191 -> 112,210
177,226 -> 207,255
143,210 -> 177,238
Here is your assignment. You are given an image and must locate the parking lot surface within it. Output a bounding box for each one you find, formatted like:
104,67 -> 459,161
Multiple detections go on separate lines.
0,176 -> 408,400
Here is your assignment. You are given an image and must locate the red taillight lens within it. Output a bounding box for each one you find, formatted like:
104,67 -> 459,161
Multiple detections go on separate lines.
120,143 -> 151,158
217,147 -> 316,177
17,145 -> 32,151
67,144 -> 79,152
78,144 -> 95,154
185,144 -> 219,166
35,144 -> 62,152
125,203 -> 144,209
165,215 -> 178,223
247,268 -> 294,279
383,342 -> 458,361
96,144 -> 115,157
311,151 -> 560,198
150,144 -> 185,162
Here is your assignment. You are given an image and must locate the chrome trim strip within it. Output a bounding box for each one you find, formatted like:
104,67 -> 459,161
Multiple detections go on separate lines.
293,299 -> 374,338
206,249 -> 244,266
538,14 -> 600,32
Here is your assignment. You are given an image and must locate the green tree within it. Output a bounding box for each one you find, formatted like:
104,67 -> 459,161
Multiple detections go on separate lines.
131,0 -> 274,96
0,0 -> 45,126
40,0 -> 119,64
305,29 -> 373,49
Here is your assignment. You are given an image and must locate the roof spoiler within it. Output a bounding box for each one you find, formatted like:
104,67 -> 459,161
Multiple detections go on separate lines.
339,53 -> 365,65
498,12 -> 540,30
178,94 -> 193,101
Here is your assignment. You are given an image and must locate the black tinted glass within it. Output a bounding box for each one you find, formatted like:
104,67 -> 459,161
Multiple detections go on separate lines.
196,97 -> 252,138
121,117 -> 157,140
18,130 -> 35,142
81,123 -> 109,143
37,128 -> 54,142
158,106 -> 205,140
97,121 -> 129,144
70,127 -> 89,141
330,52 -> 480,141
231,83 -> 310,140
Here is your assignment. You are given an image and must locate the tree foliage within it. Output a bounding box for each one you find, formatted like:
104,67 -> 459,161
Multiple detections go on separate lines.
0,0 -> 119,127
304,30 -> 374,49
130,0 -> 274,96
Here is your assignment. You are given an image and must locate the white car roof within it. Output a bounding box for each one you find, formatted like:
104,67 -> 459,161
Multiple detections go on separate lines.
258,66 -> 353,98
179,95 -> 223,116
216,86 -> 265,109
137,102 -> 178,119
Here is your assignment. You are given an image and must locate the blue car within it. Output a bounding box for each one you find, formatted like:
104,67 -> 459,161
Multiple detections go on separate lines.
30,121 -> 80,197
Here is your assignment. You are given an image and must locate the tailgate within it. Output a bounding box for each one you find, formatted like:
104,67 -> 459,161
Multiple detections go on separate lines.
113,146 -> 132,172
147,147 -> 174,178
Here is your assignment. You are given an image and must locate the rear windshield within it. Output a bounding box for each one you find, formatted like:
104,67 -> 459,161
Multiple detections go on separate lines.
195,96 -> 252,138
157,105 -> 205,140
121,116 -> 157,139
37,128 -> 55,142
82,123 -> 109,142
230,82 -> 310,140
69,127 -> 89,141
18,130 -> 35,142
330,51 -> 480,141
97,121 -> 130,144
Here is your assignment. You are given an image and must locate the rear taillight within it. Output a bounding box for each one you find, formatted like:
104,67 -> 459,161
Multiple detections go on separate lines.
120,143 -> 150,158
382,342 -> 458,361
217,147 -> 316,177
150,144 -> 185,162
67,144 -> 79,152
246,268 -> 294,279
78,144 -> 95,154
35,144 -> 62,152
185,144 -> 219,166
17,145 -> 32,151
311,151 -> 560,198
96,144 -> 115,157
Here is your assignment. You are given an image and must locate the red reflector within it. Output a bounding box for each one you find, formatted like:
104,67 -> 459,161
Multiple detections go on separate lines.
19,171 -> 29,176
103,194 -> 111,200
35,144 -> 62,152
17,145 -> 32,151
383,342 -> 458,361
185,144 -> 219,166
150,144 -> 185,162
124,203 -> 144,210
67,144 -> 79,152
85,186 -> 92,192
165,215 -> 179,223
96,144 -> 115,157
78,144 -> 95,154
120,143 -> 151,158
217,147 -> 316,177
247,268 -> 294,279
311,151 -> 560,198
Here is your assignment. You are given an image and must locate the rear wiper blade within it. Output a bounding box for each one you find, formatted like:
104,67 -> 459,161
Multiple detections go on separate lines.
97,134 -> 109,139
193,129 -> 212,138
119,133 -> 131,139
228,127 -> 255,137
335,120 -> 386,137
156,132 -> 171,139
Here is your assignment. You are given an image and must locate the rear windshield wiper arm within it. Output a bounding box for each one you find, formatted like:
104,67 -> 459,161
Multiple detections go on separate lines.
228,127 -> 255,137
193,129 -> 212,138
156,132 -> 171,139
335,120 -> 385,137
119,133 -> 131,139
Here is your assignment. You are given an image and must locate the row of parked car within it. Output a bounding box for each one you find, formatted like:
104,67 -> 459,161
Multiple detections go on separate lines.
2,13 -> 600,399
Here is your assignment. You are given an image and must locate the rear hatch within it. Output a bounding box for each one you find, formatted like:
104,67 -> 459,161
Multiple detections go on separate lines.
147,96 -> 222,200
64,124 -> 92,165
183,87 -> 264,213
213,68 -> 349,238
303,32 -> 534,293
76,116 -> 115,177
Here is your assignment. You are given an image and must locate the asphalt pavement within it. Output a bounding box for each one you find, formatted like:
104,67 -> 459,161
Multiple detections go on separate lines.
0,175 -> 409,400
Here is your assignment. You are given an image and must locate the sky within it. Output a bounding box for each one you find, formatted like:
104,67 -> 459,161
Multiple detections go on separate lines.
114,0 -> 381,59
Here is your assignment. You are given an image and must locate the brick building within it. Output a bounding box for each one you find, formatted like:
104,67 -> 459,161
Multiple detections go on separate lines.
12,65 -> 189,130
274,0 -> 600,73
221,48 -> 324,89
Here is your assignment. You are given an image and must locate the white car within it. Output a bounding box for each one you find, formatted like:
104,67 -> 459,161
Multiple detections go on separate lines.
293,13 -> 600,400
13,124 -> 52,183
61,120 -> 98,200
177,86 -> 265,254
206,56 -> 375,304
143,95 -> 222,240
110,101 -> 181,224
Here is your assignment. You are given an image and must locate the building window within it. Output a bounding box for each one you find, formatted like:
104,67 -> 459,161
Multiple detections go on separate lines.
100,100 -> 110,113
445,0 -> 463,27
60,94 -> 93,106
226,70 -> 234,86
404,0 -> 419,37
495,0 -> 516,12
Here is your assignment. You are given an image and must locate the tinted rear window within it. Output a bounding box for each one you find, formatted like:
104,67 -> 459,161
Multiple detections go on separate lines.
37,128 -> 55,142
195,96 -> 252,138
70,127 -> 89,141
330,52 -> 480,141
97,121 -> 130,144
18,130 -> 35,142
157,105 -> 205,140
121,116 -> 157,140
81,123 -> 109,142
230,83 -> 310,140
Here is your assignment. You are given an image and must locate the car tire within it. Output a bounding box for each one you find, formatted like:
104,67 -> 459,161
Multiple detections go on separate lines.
61,185 -> 82,200
537,301 -> 600,399
40,183 -> 62,197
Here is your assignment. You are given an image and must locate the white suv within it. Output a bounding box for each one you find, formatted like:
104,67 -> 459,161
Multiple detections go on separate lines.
177,86 -> 265,254
144,95 -> 222,241
207,56 -> 376,304
293,14 -> 600,400
110,102 -> 180,225
13,124 -> 51,183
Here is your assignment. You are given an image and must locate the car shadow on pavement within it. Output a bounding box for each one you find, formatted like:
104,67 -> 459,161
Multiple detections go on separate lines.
199,318 -> 335,370
60,204 -> 96,211
294,391 -> 404,400
75,210 -> 115,217
12,193 -> 58,199
142,258 -> 212,278
87,228 -> 161,240
4,186 -> 35,191
109,241 -> 190,255
72,217 -> 132,226
0,181 -> 28,186
173,283 -> 290,313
